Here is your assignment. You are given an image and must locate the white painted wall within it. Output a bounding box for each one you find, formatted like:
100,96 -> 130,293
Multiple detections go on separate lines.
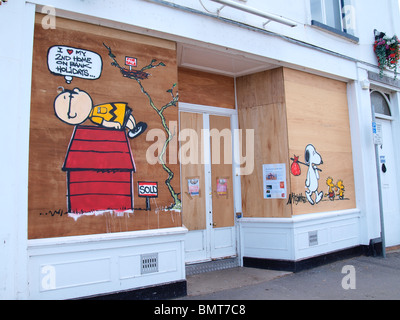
0,0 -> 35,299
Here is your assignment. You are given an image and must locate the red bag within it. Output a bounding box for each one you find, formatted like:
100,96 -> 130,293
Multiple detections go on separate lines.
291,156 -> 301,176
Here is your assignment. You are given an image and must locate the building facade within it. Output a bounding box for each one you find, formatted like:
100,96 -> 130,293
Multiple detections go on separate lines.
1,0 -> 400,299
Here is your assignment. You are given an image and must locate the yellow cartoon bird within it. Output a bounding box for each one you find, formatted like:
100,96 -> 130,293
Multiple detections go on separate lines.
326,177 -> 335,201
336,180 -> 345,200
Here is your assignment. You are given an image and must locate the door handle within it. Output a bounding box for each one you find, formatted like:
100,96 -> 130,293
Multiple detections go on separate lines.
212,222 -> 217,227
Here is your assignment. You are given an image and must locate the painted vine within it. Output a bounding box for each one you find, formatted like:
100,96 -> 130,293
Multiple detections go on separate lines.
103,43 -> 181,211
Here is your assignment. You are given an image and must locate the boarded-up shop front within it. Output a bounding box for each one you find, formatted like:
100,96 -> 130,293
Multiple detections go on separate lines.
236,68 -> 359,267
27,13 -> 360,298
27,15 -> 186,300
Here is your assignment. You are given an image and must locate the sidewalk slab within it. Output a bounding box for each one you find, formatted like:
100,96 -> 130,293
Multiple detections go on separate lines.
179,251 -> 400,300
185,267 -> 291,297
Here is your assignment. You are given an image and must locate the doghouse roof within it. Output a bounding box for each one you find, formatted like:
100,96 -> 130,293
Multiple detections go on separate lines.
63,126 -> 135,171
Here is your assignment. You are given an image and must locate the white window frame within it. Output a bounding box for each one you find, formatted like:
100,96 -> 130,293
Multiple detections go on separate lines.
311,0 -> 356,36
370,89 -> 394,121
318,0 -> 343,31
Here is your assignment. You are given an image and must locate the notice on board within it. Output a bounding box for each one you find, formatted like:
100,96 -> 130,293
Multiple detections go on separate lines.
216,178 -> 228,196
263,163 -> 287,199
188,178 -> 200,196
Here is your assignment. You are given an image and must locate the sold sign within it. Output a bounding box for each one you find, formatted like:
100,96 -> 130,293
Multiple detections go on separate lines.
138,182 -> 158,211
138,182 -> 158,198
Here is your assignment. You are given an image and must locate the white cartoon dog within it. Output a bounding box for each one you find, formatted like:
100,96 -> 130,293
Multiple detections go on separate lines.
304,144 -> 323,205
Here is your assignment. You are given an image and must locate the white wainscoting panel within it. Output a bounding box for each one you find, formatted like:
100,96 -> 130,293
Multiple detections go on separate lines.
239,209 -> 361,262
28,227 -> 187,300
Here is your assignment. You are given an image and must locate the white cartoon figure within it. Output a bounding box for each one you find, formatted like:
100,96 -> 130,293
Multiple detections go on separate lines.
304,144 -> 323,205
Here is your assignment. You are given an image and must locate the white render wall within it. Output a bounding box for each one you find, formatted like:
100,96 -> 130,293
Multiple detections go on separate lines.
20,0 -> 400,79
0,0 -> 35,300
1,0 -> 399,299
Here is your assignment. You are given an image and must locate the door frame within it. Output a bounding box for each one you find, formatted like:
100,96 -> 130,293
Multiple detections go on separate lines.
375,117 -> 400,247
370,87 -> 400,250
179,103 -> 242,264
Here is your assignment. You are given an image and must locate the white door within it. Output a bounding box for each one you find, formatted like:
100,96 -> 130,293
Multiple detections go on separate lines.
180,110 -> 237,263
377,119 -> 400,247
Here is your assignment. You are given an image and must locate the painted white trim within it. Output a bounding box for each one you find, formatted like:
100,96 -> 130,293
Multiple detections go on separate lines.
28,227 -> 188,248
203,113 -> 213,259
239,208 -> 361,225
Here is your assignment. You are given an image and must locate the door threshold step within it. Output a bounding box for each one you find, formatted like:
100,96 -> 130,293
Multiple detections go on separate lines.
186,257 -> 239,276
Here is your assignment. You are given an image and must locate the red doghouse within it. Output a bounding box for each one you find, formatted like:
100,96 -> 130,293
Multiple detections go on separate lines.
62,126 -> 135,213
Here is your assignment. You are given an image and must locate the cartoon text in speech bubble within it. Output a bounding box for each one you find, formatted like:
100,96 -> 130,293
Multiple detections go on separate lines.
47,46 -> 103,84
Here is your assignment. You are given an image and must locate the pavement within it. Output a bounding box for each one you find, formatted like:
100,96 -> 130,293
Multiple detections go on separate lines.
179,250 -> 400,300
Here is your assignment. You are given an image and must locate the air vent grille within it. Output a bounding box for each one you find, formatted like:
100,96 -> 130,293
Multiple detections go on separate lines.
308,231 -> 318,247
141,253 -> 158,274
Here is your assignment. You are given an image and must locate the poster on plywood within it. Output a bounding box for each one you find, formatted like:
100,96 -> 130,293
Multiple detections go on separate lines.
262,163 -> 287,199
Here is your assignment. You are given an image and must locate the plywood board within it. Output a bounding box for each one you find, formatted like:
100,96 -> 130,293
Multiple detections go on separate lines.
210,115 -> 235,228
180,112 -> 206,231
237,68 -> 291,218
236,67 -> 285,108
283,68 -> 356,214
178,67 -> 235,109
28,15 -> 181,239
35,14 -> 176,51
238,104 -> 292,218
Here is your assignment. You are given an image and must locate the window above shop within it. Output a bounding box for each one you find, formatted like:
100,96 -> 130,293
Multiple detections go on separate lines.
310,0 -> 359,42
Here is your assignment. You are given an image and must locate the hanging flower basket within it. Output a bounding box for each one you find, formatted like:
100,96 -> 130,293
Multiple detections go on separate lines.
374,30 -> 400,79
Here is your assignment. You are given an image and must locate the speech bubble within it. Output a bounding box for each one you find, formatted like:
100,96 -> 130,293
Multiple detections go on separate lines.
47,46 -> 103,84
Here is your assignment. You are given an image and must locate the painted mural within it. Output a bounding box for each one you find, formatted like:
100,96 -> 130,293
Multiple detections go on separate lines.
53,87 -> 147,137
103,43 -> 181,211
288,144 -> 350,206
28,17 -> 181,238
49,46 -> 150,216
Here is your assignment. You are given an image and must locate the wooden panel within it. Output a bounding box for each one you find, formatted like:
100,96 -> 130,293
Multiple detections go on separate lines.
237,68 -> 291,218
237,103 -> 292,218
236,68 -> 285,109
35,14 -> 176,50
28,15 -> 181,239
283,68 -> 356,215
210,115 -> 235,227
180,112 -> 206,231
178,67 -> 235,109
